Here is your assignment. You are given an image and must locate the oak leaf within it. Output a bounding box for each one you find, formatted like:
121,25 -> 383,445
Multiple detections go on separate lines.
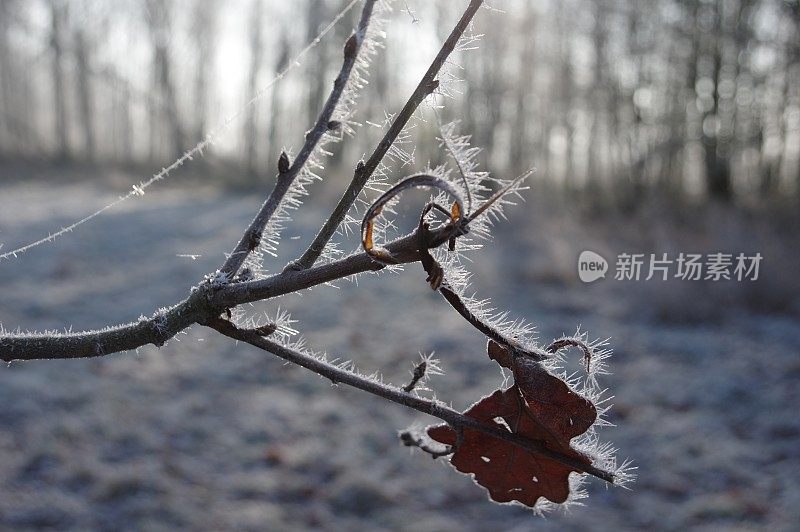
427,341 -> 597,507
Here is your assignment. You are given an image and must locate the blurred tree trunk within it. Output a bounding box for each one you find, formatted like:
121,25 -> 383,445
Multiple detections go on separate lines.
74,29 -> 95,161
700,1 -> 732,201
266,33 -> 290,178
554,1 -> 574,190
49,0 -> 69,161
147,81 -> 159,161
192,0 -> 217,146
146,0 -> 184,161
483,28 -> 507,165
587,0 -> 608,192
116,80 -> 133,164
243,0 -> 264,178
509,4 -> 536,175
0,1 -> 13,159
305,0 -> 328,129
619,3 -> 646,208
783,0 -> 800,197
658,6 -> 693,200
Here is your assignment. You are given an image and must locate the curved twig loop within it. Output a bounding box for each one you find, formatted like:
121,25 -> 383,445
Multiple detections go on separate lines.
546,337 -> 596,373
361,173 -> 466,264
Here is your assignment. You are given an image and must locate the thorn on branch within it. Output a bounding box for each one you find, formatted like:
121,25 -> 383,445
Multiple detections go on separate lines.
416,204 -> 452,290
419,226 -> 445,290
278,151 -> 291,174
403,359 -> 428,392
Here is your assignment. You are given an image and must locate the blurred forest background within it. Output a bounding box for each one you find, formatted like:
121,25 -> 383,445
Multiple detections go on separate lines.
1,1 -> 800,530
0,0 -> 798,207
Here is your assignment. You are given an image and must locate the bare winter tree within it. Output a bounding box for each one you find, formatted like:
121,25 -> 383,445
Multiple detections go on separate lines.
266,32 -> 291,177
0,0 -> 631,512
49,0 -> 70,161
74,26 -> 96,161
243,0 -> 265,178
191,0 -> 217,147
0,1 -> 14,159
145,0 -> 185,162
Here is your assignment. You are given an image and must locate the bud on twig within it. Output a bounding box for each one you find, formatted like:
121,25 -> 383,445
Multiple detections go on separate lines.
252,323 -> 278,337
344,33 -> 358,59
278,151 -> 290,174
425,79 -> 440,95
403,360 -> 427,392
247,230 -> 262,251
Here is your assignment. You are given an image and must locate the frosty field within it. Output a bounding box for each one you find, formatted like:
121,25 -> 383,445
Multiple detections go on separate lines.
1,175 -> 798,531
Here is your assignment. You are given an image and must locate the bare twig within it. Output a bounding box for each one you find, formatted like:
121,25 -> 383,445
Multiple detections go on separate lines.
361,173 -> 465,264
219,0 -> 378,280
204,317 -> 616,484
403,359 -> 428,392
0,288 -> 215,362
546,336 -> 597,373
415,209 -> 549,363
399,428 -> 458,458
292,0 -> 485,271
210,223 -> 460,310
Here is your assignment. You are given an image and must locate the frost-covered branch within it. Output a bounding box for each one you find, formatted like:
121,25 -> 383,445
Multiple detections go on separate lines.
204,316 -> 616,483
0,288 -> 212,362
292,0 -> 485,270
0,223 -> 457,362
211,223 -> 458,309
219,0 -> 380,279
0,0 -> 485,361
0,1 -> 630,512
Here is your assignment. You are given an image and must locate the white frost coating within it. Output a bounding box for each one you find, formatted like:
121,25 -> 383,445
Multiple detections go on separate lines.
407,126 -> 628,511
316,24 -> 522,275
0,0 -> 364,262
315,24 -> 474,268
243,0 -> 395,277
405,351 -> 444,396
233,307 -> 299,345
539,328 -> 637,507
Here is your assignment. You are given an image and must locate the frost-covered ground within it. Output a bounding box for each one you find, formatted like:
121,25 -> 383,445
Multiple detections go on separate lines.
1,174 -> 799,531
